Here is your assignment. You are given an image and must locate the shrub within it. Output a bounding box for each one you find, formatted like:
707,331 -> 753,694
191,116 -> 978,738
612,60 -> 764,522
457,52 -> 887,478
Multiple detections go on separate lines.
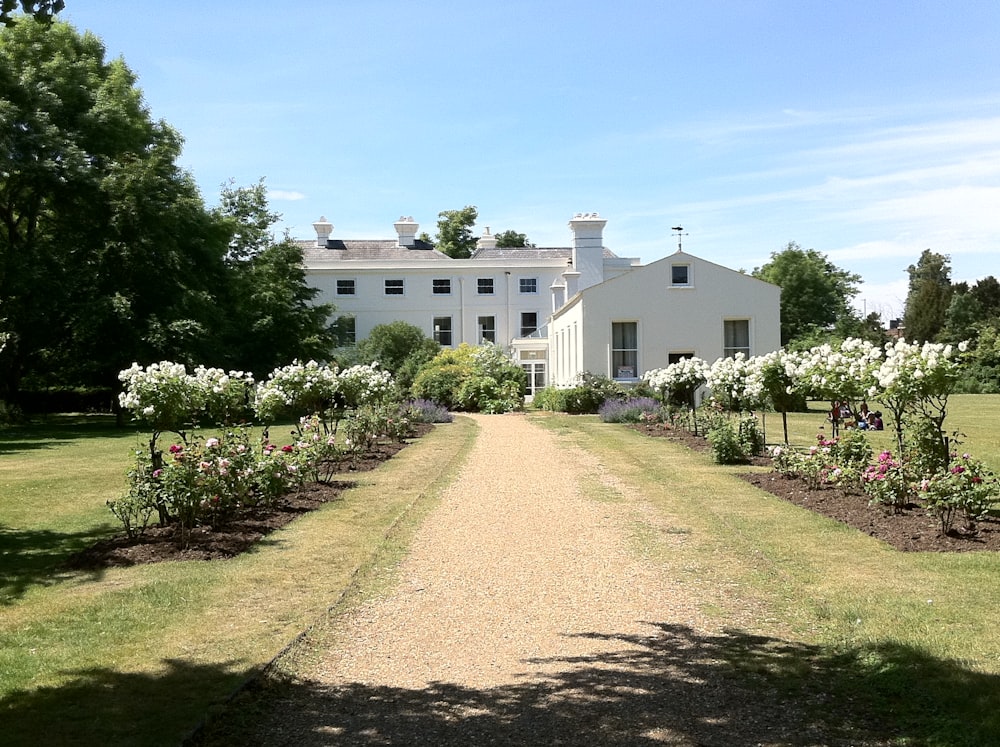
862,451 -> 913,512
708,421 -> 745,464
737,416 -> 765,457
404,399 -> 453,423
599,397 -> 662,423
920,453 -> 999,534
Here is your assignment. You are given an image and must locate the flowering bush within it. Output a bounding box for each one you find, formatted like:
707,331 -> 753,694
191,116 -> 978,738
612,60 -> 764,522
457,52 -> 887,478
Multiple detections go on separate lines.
862,451 -> 913,512
253,359 -> 343,426
598,397 -> 662,423
706,353 -> 765,413
118,361 -> 207,434
404,399 -> 454,424
920,454 -> 998,534
644,357 -> 709,408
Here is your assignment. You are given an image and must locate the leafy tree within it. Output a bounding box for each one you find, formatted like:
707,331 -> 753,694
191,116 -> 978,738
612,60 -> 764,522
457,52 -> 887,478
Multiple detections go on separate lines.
357,321 -> 439,392
1,0 -> 63,27
216,177 -> 280,264
970,275 -> 1000,316
903,250 -> 952,343
940,290 -> 983,344
0,19 -> 230,398
751,243 -> 862,346
212,180 -> 337,377
495,230 -> 532,248
433,205 -> 478,258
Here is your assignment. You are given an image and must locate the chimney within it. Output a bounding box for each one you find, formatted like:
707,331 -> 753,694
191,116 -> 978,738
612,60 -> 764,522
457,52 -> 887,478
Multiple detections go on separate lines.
312,216 -> 333,247
476,226 -> 497,251
568,212 -> 607,290
394,216 -> 419,247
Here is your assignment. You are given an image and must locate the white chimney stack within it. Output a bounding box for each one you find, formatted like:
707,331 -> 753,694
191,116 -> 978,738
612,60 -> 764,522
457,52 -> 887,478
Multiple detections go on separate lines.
568,212 -> 607,290
312,216 -> 333,246
476,226 -> 497,251
394,216 -> 419,247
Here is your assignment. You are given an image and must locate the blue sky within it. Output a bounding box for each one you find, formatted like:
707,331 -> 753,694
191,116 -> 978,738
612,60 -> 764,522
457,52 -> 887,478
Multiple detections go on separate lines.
63,0 -> 1000,322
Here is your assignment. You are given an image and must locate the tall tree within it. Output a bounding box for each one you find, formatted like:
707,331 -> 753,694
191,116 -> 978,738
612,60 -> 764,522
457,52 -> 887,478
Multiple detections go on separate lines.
0,20 -> 229,397
751,242 -> 862,346
433,206 -> 478,259
903,250 -> 952,343
213,180 -> 337,376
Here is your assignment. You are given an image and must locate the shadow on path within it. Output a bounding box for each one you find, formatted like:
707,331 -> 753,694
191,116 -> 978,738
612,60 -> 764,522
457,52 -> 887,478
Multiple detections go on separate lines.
189,622 -> 1000,746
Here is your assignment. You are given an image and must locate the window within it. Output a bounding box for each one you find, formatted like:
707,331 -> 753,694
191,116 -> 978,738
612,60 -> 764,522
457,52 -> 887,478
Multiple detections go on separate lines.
724,319 -> 750,358
432,278 -> 451,295
384,278 -> 404,295
612,322 -> 638,379
478,315 -> 496,344
520,312 -> 538,337
519,277 -> 538,294
671,263 -> 691,286
335,316 -> 356,345
433,316 -> 452,346
477,277 -> 494,295
336,279 -> 356,296
668,352 -> 695,365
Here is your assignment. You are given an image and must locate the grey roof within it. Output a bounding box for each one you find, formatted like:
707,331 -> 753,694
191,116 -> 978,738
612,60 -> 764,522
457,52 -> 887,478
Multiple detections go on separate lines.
470,246 -> 620,260
298,239 -> 453,262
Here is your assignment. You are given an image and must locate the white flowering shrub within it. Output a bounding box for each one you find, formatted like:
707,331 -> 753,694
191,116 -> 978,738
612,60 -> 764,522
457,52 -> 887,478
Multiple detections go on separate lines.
338,363 -> 394,408
118,361 -> 208,434
643,356 -> 710,407
253,359 -> 342,425
706,353 -> 766,413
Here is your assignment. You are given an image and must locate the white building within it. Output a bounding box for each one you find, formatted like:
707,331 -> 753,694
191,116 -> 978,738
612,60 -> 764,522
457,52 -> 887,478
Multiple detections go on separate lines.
300,213 -> 780,393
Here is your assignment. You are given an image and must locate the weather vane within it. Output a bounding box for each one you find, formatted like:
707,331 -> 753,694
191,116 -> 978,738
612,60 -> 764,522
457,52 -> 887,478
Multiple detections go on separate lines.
672,225 -> 688,252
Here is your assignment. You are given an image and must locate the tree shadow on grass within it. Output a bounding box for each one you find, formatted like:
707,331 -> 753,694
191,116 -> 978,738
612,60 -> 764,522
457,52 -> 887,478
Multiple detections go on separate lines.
1,658 -> 251,747
0,525 -> 115,604
190,622 -> 1000,747
0,415 -> 136,455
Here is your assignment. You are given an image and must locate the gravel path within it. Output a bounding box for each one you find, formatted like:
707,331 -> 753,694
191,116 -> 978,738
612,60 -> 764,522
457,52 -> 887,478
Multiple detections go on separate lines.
216,414 -> 848,746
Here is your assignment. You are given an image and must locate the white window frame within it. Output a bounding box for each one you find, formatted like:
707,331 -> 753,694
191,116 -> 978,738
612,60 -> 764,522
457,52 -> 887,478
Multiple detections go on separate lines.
384,278 -> 405,296
670,263 -> 692,287
520,311 -> 538,337
478,315 -> 496,343
611,321 -> 639,380
519,277 -> 538,294
477,277 -> 495,295
723,319 -> 751,358
336,278 -> 356,296
433,316 -> 453,346
432,278 -> 452,295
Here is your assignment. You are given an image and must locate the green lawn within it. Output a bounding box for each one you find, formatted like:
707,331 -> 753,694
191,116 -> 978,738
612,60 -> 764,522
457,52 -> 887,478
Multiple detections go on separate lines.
0,415 -> 477,746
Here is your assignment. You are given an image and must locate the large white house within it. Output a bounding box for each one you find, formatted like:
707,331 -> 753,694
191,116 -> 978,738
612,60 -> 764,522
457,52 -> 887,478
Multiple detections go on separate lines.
300,213 -> 781,393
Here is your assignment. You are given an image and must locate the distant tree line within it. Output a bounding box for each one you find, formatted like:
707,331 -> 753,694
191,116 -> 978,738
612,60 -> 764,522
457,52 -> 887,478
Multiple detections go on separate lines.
752,242 -> 999,393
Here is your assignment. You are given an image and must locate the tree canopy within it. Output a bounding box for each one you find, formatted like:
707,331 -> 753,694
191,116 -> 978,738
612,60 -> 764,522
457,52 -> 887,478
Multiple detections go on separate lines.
0,20 -> 337,407
432,206 -> 479,258
751,242 -> 862,346
903,250 -> 952,344
1,0 -> 63,27
495,229 -> 532,248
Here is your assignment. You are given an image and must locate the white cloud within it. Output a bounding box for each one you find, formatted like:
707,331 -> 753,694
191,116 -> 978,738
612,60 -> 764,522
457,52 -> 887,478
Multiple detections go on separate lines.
268,189 -> 306,201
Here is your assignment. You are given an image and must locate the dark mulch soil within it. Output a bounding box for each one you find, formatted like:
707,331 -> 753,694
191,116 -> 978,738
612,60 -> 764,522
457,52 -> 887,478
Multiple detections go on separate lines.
630,422 -> 1000,553
66,425 -> 432,569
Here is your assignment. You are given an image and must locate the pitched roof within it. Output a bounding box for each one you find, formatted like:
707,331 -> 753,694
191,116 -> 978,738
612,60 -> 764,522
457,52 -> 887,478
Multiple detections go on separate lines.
470,246 -> 620,260
298,239 -> 452,262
